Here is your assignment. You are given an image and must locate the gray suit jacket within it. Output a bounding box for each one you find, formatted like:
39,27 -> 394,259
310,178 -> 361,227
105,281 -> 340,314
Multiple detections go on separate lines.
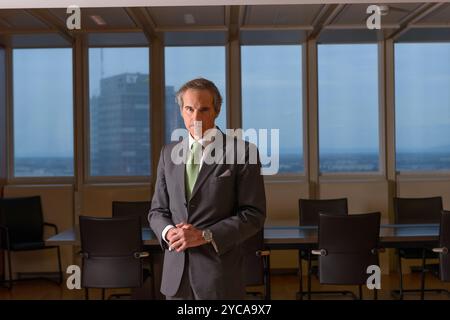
148,131 -> 266,299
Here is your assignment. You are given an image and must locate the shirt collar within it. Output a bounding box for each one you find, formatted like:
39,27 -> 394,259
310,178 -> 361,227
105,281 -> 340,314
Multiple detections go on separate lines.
188,126 -> 220,149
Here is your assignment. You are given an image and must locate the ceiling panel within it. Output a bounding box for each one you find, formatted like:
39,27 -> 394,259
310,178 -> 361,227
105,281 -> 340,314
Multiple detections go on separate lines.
240,29 -> 307,44
148,6 -> 225,28
245,4 -> 323,26
416,3 -> 450,25
318,29 -> 383,43
0,9 -> 50,29
50,7 -> 136,29
164,31 -> 227,46
88,32 -> 148,46
334,3 -> 423,26
397,28 -> 450,42
10,33 -> 71,47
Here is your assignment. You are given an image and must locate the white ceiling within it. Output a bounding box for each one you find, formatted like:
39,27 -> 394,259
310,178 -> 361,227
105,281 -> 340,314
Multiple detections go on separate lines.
1,0 -> 442,10
1,3 -> 449,31
0,3 -> 449,46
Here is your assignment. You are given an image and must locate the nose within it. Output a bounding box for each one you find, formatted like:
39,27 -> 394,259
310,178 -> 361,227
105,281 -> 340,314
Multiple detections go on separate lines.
192,110 -> 202,121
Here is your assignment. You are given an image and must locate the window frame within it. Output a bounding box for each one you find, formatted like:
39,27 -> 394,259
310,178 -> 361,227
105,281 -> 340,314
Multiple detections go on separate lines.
393,41 -> 450,177
240,43 -> 306,179
8,46 -> 76,184
316,42 -> 385,179
85,45 -> 152,183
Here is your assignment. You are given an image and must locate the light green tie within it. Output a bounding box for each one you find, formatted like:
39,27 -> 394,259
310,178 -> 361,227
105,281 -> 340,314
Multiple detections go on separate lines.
185,141 -> 202,200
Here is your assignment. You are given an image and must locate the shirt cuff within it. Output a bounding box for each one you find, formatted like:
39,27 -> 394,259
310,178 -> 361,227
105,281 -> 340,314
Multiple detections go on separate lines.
162,224 -> 175,251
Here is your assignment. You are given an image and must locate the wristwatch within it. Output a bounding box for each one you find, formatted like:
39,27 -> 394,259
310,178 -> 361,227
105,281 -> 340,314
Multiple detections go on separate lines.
202,229 -> 213,242
202,229 -> 218,253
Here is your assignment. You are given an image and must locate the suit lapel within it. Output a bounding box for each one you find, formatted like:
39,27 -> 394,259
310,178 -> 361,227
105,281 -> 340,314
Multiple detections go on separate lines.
189,163 -> 215,200
174,139 -> 188,204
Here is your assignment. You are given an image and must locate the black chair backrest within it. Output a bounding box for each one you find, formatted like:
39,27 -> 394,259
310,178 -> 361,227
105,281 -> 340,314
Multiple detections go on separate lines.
0,196 -> 44,245
298,198 -> 348,226
394,197 -> 442,224
317,212 -> 381,285
112,201 -> 151,228
79,215 -> 144,289
242,229 -> 265,287
439,210 -> 450,282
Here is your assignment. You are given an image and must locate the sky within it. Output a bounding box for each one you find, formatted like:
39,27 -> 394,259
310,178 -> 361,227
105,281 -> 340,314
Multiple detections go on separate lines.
318,44 -> 379,154
11,42 -> 450,158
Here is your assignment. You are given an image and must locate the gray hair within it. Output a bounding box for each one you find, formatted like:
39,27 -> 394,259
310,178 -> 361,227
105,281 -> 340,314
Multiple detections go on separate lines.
175,78 -> 222,115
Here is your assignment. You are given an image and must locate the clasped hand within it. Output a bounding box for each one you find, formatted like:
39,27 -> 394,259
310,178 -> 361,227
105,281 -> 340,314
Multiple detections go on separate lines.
166,222 -> 206,252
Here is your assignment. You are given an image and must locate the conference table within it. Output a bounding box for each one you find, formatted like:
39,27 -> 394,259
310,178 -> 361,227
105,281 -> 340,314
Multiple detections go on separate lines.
46,223 -> 440,300
46,223 -> 440,248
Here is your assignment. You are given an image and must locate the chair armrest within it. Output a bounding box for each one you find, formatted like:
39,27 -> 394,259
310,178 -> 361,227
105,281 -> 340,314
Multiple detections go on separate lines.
256,250 -> 270,257
312,249 -> 327,256
432,247 -> 448,254
44,222 -> 59,234
134,251 -> 150,259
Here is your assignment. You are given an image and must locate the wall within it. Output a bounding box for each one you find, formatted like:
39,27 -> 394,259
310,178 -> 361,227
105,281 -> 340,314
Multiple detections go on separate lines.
265,180 -> 309,270
81,184 -> 151,218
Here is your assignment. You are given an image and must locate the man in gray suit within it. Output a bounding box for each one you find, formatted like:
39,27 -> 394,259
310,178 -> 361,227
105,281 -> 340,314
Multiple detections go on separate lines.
149,78 -> 266,300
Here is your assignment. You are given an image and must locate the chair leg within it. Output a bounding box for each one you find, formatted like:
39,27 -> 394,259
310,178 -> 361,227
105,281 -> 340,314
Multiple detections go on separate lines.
102,288 -> 106,300
397,251 -> 404,300
298,251 -> 303,300
265,255 -> 271,300
56,246 -> 63,284
420,249 -> 426,300
85,288 -> 89,300
7,249 -> 12,290
374,289 -> 378,300
392,249 -> 443,299
307,253 -> 312,300
358,285 -> 363,300
148,254 -> 156,299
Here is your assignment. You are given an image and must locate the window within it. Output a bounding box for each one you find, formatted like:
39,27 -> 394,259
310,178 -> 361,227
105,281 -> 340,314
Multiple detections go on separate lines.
318,44 -> 379,173
0,47 -> 6,179
241,45 -> 303,174
89,47 -> 150,177
164,46 -> 226,143
395,43 -> 450,172
13,48 -> 73,177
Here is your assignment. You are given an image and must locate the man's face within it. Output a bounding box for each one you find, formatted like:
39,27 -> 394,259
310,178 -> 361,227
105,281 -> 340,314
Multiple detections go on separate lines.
181,88 -> 218,139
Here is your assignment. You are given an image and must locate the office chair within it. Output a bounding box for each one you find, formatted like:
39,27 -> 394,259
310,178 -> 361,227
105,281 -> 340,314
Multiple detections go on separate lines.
242,229 -> 271,300
112,201 -> 155,298
297,198 -> 348,300
0,196 -> 62,289
111,201 -> 151,227
430,210 -> 450,296
393,196 -> 445,300
79,215 -> 149,300
312,212 -> 381,300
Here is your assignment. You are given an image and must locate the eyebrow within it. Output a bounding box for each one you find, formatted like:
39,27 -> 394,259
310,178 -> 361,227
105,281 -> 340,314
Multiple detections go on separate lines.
184,105 -> 212,110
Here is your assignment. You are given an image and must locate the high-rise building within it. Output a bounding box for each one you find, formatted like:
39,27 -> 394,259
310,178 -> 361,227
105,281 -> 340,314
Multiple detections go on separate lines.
165,85 -> 185,143
90,73 -> 150,176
